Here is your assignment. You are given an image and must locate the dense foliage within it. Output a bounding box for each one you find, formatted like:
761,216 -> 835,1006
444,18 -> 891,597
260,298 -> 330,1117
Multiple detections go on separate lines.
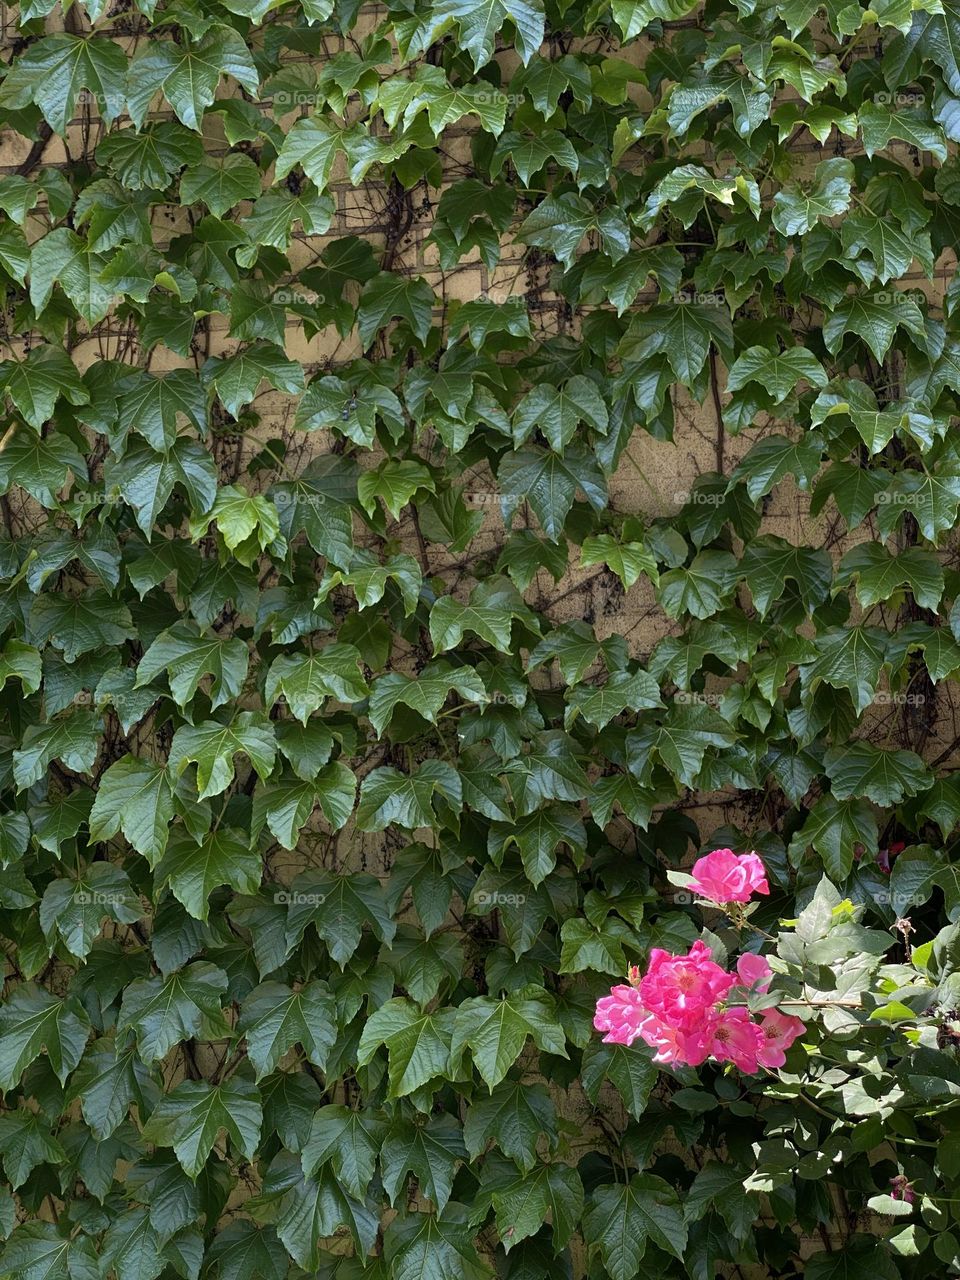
3,0 -> 960,1275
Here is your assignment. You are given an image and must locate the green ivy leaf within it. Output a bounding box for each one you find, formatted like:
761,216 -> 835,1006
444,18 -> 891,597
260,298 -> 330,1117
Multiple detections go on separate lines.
824,743 -> 932,805
838,544 -> 944,611
430,578 -> 538,654
265,645 -> 368,722
88,756 -> 175,865
789,795 -> 879,879
0,346 -> 89,432
512,376 -> 608,450
301,1105 -> 386,1200
142,1078 -> 262,1178
168,713 -> 277,800
450,988 -> 567,1089
357,762 -> 462,831
127,31 -> 259,131
772,157 -> 854,234
658,551 -> 739,620
430,0 -> 545,69
799,626 -> 889,714
155,829 -> 262,921
498,445 -> 607,541
0,1223 -> 98,1280
11,35 -> 128,134
585,1174 -> 688,1274
0,985 -> 91,1090
117,962 -> 229,1065
368,664 -> 487,735
357,998 -> 456,1096
381,1114 -> 466,1213
137,622 -> 248,711
238,981 -> 337,1079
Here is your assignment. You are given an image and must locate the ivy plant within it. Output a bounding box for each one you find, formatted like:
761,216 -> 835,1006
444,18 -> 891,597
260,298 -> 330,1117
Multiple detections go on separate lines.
1,0 -> 960,1276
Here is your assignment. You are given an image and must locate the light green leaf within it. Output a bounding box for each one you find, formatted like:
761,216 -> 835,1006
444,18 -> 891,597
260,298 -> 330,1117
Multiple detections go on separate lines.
0,346 -> 89,432
117,962 -> 229,1065
368,663 -> 487,736
357,998 -> 455,1096
137,622 -> 249,711
88,756 -> 175,866
11,34 -> 127,134
657,551 -> 739,620
838,544 -> 944,611
430,0 -> 545,69
772,157 -> 854,234
127,31 -> 259,131
13,712 -> 103,792
265,645 -> 368,722
512,377 -> 608,451
726,345 -> 828,403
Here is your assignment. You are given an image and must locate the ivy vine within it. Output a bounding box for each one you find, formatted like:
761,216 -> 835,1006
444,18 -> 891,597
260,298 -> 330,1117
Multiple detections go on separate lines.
1,0 -> 960,1277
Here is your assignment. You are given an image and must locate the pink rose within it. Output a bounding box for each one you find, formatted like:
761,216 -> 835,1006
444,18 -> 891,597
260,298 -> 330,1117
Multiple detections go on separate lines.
709,1007 -> 764,1073
636,1011 -> 687,1064
756,1008 -> 806,1068
640,940 -> 735,1030
637,1009 -> 717,1067
688,849 -> 770,904
736,952 -> 772,992
593,984 -> 649,1046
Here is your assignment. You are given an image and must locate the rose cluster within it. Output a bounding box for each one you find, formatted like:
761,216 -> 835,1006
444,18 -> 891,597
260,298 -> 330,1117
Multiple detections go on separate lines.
593,851 -> 805,1075
594,942 -> 804,1072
